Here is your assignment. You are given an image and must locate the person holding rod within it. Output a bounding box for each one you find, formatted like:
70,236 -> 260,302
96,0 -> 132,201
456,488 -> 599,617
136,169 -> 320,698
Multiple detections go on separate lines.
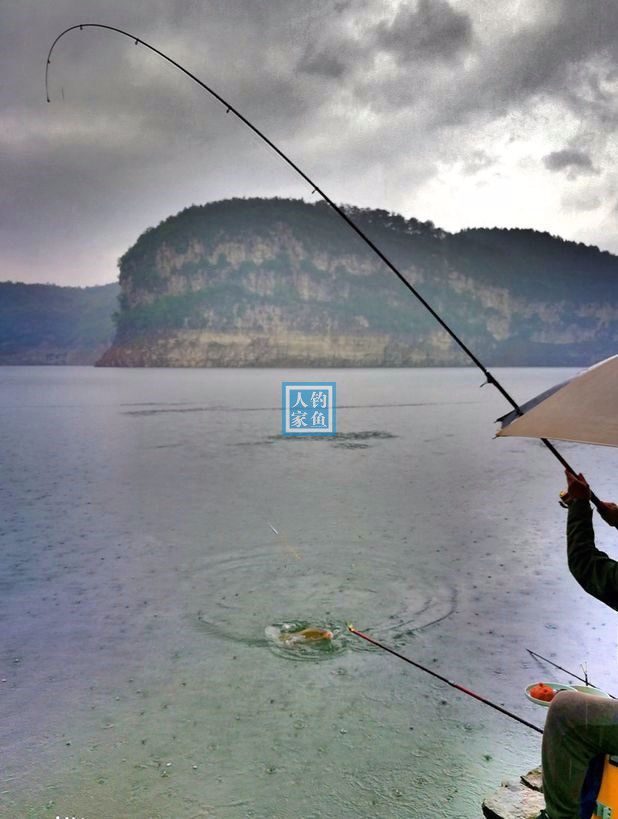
537,471 -> 618,819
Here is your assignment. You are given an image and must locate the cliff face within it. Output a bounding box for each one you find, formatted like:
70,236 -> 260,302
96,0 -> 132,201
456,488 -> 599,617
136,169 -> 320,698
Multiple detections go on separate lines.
97,198 -> 618,367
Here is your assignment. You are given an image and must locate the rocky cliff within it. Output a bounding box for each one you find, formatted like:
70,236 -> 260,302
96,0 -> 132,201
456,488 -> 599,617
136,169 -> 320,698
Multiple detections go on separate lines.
97,198 -> 618,367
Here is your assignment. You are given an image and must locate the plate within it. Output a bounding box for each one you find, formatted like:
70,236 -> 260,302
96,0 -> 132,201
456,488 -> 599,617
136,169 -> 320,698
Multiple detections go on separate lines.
571,685 -> 611,698
525,682 -> 576,707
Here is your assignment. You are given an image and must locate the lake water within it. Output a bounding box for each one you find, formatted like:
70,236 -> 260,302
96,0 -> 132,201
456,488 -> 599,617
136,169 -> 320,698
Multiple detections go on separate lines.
1,366 -> 616,819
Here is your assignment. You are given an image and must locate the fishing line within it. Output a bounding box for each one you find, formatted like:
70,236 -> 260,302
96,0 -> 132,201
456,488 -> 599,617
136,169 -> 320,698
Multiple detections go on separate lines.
45,23 -> 600,506
349,625 -> 544,735
267,522 -> 302,561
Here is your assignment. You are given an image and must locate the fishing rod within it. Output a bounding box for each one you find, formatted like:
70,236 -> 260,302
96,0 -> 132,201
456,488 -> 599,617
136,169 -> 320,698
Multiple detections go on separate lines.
527,649 -> 616,698
44,23 -> 600,506
349,625 -> 543,735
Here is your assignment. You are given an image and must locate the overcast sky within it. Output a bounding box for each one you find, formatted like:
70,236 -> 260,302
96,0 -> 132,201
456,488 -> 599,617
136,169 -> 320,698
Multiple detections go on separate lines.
3,0 -> 618,286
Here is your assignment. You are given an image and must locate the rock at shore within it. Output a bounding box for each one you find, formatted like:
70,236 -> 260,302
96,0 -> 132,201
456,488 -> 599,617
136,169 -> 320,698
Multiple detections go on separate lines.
482,767 -> 545,819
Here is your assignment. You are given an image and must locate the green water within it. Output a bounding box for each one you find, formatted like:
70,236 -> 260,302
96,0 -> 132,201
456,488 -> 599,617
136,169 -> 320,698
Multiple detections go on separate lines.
1,366 -> 616,818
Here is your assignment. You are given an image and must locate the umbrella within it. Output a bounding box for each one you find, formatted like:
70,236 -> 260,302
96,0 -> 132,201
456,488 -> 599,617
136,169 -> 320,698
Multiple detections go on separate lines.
496,355 -> 618,448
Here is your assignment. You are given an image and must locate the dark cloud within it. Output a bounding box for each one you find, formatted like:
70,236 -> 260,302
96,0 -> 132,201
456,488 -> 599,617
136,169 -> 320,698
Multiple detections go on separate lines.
296,45 -> 348,78
543,148 -> 598,176
441,2 -> 618,127
373,0 -> 473,62
3,0 -> 618,285
296,0 -> 473,80
340,1 -> 618,130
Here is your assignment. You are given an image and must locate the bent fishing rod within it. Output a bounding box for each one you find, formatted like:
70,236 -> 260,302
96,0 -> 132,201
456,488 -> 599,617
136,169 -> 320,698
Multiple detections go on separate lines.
349,625 -> 544,735
45,24 -> 599,506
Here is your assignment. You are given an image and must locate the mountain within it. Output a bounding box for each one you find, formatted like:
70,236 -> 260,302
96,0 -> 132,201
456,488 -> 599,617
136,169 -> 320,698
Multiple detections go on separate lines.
0,281 -> 119,364
3,199 -> 615,368
97,197 -> 617,367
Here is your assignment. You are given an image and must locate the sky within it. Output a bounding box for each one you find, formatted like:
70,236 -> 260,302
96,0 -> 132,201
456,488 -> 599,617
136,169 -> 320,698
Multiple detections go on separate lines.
3,0 -> 618,287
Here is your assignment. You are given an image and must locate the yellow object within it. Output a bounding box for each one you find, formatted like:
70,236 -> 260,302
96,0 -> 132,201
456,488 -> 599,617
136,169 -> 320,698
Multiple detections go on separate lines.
592,755 -> 618,819
279,627 -> 333,642
295,627 -> 333,640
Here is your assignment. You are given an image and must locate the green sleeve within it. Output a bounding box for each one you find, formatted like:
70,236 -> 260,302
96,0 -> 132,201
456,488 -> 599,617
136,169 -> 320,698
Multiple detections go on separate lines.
567,499 -> 618,611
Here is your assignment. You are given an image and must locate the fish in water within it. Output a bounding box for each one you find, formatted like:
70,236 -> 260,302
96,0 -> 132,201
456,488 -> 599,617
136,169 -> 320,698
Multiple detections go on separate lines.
279,627 -> 334,643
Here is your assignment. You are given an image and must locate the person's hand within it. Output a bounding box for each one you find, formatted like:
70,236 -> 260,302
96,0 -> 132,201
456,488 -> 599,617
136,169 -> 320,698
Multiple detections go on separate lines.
597,501 -> 618,528
565,470 -> 591,501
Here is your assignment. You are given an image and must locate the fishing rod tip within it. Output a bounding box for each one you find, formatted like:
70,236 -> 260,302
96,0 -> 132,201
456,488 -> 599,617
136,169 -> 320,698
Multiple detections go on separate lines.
346,623 -> 355,632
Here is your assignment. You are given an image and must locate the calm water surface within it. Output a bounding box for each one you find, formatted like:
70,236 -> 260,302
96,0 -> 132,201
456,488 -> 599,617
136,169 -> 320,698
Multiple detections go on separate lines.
1,367 -> 616,818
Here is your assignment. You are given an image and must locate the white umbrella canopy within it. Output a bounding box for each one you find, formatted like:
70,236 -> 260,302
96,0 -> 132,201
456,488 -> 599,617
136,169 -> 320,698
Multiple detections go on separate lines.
496,355 -> 618,448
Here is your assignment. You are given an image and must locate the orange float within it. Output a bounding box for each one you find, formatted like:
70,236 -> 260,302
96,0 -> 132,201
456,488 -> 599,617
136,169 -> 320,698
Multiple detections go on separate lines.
529,683 -> 556,703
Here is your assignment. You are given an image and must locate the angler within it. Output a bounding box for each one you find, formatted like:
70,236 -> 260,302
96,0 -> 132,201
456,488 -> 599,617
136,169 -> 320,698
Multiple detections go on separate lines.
536,473 -> 618,819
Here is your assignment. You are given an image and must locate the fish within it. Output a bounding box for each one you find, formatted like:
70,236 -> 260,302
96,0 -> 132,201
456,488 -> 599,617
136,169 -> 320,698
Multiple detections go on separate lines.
279,627 -> 334,642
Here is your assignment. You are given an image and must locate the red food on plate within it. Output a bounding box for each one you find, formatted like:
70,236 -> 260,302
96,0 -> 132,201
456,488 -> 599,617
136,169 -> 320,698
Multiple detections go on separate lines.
530,683 -> 556,702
